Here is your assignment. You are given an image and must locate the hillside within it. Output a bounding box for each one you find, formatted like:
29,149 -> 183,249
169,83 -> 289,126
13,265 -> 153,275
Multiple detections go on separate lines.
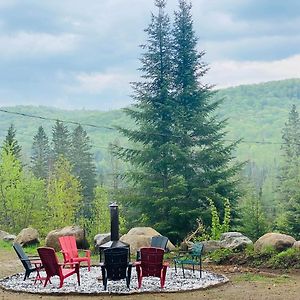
1,78 -> 300,174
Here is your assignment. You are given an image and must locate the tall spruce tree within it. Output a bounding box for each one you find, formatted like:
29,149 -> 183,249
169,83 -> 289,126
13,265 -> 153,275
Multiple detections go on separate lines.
31,126 -> 51,180
70,125 -> 97,219
116,0 -> 240,242
277,105 -> 300,238
171,0 -> 240,232
2,124 -> 22,160
52,120 -> 71,162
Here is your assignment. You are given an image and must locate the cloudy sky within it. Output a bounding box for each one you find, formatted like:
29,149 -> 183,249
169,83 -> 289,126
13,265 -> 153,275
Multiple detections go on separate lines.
0,0 -> 299,111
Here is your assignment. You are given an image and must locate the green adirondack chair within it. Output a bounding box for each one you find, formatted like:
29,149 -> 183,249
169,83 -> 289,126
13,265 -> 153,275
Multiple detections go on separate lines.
173,242 -> 203,278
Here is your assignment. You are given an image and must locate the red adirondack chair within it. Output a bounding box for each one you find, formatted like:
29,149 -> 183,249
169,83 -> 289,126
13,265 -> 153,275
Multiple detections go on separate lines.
37,247 -> 80,288
59,235 -> 91,271
135,247 -> 169,289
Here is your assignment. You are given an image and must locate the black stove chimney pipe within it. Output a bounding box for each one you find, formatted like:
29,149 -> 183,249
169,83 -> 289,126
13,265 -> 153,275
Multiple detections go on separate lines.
110,202 -> 119,241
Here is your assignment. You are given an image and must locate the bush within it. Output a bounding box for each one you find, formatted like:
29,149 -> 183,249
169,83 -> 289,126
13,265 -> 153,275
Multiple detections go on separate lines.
268,248 -> 300,269
208,248 -> 235,264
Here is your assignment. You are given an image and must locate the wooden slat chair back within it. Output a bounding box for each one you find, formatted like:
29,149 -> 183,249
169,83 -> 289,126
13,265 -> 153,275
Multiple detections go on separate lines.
58,235 -> 91,271
100,247 -> 132,290
135,247 -> 169,288
37,247 -> 80,288
13,242 -> 41,281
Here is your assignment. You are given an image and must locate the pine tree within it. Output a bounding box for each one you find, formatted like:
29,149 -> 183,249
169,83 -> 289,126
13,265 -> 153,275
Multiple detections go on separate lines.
170,0 -> 241,234
116,0 -> 240,242
277,105 -> 300,238
70,125 -> 97,219
52,120 -> 71,162
116,0 -> 180,239
31,126 -> 51,180
2,124 -> 22,160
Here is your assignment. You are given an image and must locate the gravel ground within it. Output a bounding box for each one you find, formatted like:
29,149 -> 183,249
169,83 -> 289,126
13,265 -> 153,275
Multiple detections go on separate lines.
0,267 -> 228,295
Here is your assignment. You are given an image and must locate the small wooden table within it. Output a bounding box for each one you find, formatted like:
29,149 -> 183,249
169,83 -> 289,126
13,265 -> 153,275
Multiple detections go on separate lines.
32,260 -> 45,284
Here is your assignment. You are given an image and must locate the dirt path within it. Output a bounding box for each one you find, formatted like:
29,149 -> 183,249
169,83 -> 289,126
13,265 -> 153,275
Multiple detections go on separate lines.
1,248 -> 300,300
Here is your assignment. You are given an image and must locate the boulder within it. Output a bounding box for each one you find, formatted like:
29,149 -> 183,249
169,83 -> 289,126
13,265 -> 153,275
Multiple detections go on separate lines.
292,241 -> 300,250
119,227 -> 176,254
220,232 -> 253,251
94,233 -> 111,250
254,233 -> 296,252
202,240 -> 223,254
3,234 -> 16,242
45,225 -> 88,252
0,230 -> 10,240
14,227 -> 39,246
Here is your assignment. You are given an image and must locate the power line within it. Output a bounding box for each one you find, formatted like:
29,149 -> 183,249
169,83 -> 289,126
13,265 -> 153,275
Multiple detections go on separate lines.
0,107 -> 294,147
0,108 -> 115,131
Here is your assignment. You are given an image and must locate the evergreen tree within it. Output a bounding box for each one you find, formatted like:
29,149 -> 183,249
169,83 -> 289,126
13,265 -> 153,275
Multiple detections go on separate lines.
31,126 -> 51,180
52,120 -> 71,161
277,105 -> 300,238
116,0 -> 240,242
2,124 -> 22,160
70,125 -> 97,219
170,0 -> 240,235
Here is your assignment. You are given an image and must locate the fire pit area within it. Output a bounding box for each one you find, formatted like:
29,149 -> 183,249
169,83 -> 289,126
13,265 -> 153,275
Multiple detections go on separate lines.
0,267 -> 228,295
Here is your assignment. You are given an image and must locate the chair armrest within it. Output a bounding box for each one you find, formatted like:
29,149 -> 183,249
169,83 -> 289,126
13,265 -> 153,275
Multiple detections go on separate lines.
163,262 -> 169,267
134,261 -> 141,267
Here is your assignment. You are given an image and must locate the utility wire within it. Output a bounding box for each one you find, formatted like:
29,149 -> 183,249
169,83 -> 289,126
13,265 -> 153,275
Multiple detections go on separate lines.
0,107 -> 292,146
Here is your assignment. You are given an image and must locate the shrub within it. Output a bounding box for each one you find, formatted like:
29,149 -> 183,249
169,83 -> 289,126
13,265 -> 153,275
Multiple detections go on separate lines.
208,248 -> 235,264
268,248 -> 300,269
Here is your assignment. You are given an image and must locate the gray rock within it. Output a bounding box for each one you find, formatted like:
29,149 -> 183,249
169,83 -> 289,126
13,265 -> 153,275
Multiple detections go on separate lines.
94,233 -> 111,249
0,230 -> 10,240
14,227 -> 39,246
254,232 -> 296,252
3,234 -> 16,242
293,241 -> 300,250
202,240 -> 222,254
220,232 -> 253,251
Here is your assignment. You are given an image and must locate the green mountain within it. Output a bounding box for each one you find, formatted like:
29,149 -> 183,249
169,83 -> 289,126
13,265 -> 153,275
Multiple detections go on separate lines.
1,78 -> 300,175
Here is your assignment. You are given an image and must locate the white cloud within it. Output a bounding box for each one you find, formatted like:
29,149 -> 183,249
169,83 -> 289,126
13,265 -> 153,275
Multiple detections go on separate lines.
67,71 -> 137,94
208,54 -> 300,88
0,32 -> 80,58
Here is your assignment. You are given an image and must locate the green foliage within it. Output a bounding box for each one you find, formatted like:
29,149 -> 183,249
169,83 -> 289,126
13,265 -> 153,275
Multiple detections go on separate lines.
208,248 -> 235,264
80,186 -> 110,243
208,197 -> 231,240
70,125 -> 97,219
268,248 -> 300,269
52,120 -> 71,163
31,126 -> 50,180
237,185 -> 268,241
0,148 -> 46,234
2,124 -> 22,160
46,156 -> 82,230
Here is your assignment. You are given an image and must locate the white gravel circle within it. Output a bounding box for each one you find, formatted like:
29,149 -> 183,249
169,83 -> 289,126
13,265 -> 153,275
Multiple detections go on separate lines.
0,267 -> 228,295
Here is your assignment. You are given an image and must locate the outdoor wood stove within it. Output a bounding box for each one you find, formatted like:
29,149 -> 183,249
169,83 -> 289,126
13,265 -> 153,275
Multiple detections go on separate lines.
99,202 -> 130,262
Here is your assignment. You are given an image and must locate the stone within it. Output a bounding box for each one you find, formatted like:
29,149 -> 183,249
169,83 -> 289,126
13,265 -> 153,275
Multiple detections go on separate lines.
220,232 -> 253,251
292,241 -> 300,250
3,234 -> 16,242
45,225 -> 88,252
254,233 -> 296,252
119,227 -> 176,254
0,230 -> 10,240
14,227 -> 39,246
94,233 -> 111,249
202,240 -> 222,254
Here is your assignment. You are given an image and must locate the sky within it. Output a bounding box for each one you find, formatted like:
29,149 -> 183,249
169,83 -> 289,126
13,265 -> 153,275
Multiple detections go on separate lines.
0,0 -> 299,111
